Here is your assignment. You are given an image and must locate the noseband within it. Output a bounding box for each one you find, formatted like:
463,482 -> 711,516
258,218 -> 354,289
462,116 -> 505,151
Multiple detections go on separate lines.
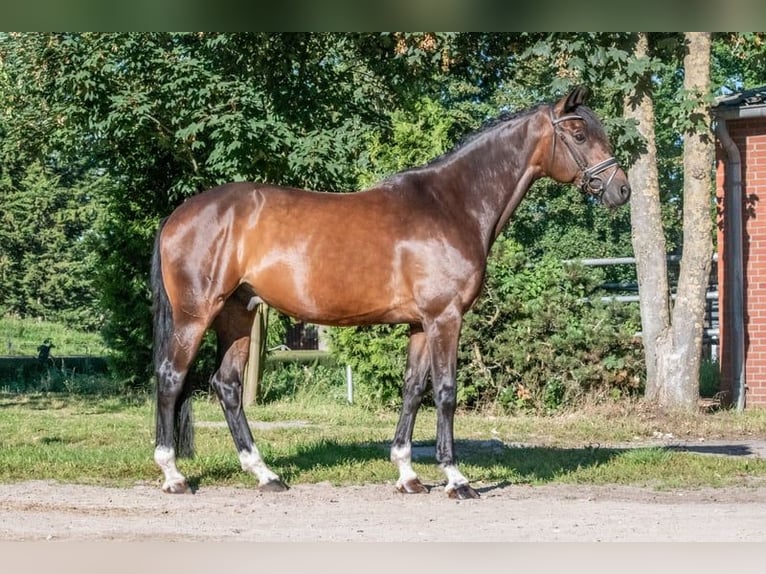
550,107 -> 619,200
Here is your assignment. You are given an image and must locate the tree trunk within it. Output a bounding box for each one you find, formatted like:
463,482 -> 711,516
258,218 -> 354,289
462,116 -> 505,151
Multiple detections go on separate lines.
626,32 -> 714,411
624,32 -> 671,402
663,32 -> 714,409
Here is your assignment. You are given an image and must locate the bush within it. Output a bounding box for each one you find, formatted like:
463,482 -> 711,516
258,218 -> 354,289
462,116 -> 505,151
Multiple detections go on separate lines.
328,324 -> 409,409
699,359 -> 720,398
457,236 -> 644,412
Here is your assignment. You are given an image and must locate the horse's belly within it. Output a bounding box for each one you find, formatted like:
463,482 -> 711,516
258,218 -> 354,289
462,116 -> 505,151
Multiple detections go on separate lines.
270,288 -> 417,327
244,262 -> 417,327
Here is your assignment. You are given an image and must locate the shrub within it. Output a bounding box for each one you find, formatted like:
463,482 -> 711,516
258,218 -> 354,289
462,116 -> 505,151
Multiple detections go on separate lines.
457,236 -> 645,412
328,324 -> 409,409
699,359 -> 720,398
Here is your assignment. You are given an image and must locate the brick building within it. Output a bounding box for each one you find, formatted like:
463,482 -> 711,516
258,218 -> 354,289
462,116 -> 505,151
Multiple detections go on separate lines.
714,86 -> 766,408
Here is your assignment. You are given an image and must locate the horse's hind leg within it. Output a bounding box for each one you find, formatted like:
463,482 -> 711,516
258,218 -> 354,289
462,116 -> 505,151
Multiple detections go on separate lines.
211,294 -> 287,492
154,317 -> 207,494
391,326 -> 431,494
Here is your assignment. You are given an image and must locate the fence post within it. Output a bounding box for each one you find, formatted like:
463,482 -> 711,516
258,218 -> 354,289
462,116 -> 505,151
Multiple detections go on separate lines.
346,364 -> 353,404
243,304 -> 269,407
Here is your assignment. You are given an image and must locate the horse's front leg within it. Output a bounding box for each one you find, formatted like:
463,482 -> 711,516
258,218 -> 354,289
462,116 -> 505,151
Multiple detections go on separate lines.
426,310 -> 479,499
211,336 -> 288,492
391,326 -> 431,493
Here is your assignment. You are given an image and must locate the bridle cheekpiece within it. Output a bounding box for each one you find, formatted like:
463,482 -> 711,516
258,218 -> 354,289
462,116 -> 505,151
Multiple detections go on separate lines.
549,107 -> 619,201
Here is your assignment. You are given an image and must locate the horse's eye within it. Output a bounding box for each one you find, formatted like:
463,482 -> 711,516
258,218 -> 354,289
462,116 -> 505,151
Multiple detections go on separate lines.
574,132 -> 586,143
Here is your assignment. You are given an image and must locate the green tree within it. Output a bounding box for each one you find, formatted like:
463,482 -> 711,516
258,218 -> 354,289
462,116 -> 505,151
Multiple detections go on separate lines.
4,32 -> 745,410
522,33 -> 732,411
0,164 -> 104,329
713,33 -> 766,90
0,33 -> 105,331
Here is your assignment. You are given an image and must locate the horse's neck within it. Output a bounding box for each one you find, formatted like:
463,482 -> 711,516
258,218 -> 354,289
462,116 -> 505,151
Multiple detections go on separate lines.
440,111 -> 546,250
487,163 -> 540,244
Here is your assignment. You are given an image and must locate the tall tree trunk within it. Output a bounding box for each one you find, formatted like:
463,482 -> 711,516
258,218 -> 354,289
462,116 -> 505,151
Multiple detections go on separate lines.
624,32 -> 671,402
626,32 -> 714,411
661,32 -> 714,409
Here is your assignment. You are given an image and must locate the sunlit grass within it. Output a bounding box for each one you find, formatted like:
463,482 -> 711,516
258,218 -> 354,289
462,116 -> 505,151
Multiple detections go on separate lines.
1,390 -> 766,490
0,315 -> 107,356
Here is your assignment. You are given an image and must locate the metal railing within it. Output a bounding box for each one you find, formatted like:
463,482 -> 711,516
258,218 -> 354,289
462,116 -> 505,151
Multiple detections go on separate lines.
568,254 -> 720,351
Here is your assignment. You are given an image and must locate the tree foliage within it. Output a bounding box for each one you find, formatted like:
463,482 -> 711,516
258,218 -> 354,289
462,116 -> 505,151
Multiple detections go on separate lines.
0,34 -> 104,330
0,164 -> 104,329
1,32 -> 760,408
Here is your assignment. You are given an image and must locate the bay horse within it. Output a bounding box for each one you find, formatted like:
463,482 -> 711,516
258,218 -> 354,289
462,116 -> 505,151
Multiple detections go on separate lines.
151,85 -> 631,499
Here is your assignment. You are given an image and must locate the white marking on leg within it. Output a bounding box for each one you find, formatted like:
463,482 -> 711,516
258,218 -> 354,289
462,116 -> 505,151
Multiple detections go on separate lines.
442,464 -> 470,493
154,446 -> 188,493
239,448 -> 280,485
391,444 -> 419,489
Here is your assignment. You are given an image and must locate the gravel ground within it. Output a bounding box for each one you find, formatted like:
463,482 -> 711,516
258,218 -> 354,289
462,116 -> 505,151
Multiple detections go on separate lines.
2,476 -> 766,542
3,437 -> 766,543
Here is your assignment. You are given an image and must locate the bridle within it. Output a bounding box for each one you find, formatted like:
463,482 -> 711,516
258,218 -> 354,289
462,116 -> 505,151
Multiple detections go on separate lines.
549,107 -> 619,200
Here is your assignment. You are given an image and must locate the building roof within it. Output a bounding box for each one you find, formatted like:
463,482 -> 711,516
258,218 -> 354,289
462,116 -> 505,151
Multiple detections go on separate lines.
715,85 -> 766,109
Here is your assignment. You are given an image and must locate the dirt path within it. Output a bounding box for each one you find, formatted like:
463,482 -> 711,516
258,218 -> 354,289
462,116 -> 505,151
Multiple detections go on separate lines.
4,438 -> 766,542
2,477 -> 766,542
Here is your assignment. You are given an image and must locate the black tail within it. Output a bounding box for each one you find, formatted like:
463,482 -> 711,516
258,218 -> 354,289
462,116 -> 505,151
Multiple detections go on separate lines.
151,218 -> 195,458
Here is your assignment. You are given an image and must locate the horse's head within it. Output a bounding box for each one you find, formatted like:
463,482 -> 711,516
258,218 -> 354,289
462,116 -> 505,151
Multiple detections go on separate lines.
546,85 -> 631,208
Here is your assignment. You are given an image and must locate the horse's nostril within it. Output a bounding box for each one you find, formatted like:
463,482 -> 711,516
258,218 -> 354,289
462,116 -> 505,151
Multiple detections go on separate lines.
621,184 -> 631,200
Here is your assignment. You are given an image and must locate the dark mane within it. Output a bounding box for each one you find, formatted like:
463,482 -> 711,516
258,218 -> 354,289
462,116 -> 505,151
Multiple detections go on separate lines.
448,104 -> 546,156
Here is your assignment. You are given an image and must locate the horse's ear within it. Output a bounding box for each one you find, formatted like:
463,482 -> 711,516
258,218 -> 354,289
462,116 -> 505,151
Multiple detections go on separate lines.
555,85 -> 590,114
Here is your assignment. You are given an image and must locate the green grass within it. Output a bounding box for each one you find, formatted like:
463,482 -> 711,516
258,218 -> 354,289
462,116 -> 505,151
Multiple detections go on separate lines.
0,315 -> 107,356
1,388 -> 766,491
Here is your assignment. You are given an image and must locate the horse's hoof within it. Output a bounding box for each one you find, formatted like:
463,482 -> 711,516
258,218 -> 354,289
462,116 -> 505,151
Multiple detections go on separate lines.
396,478 -> 428,494
446,484 -> 480,500
162,479 -> 190,494
258,479 -> 289,492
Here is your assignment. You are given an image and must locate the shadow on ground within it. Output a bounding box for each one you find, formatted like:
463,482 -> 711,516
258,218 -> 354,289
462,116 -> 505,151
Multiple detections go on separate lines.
185,436 -> 766,489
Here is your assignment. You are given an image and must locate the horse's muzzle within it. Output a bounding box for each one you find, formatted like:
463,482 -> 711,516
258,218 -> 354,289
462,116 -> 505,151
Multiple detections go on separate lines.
601,181 -> 631,208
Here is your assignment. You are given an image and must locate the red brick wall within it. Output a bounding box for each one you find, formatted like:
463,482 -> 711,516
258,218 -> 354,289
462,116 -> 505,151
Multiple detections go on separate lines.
716,116 -> 766,407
